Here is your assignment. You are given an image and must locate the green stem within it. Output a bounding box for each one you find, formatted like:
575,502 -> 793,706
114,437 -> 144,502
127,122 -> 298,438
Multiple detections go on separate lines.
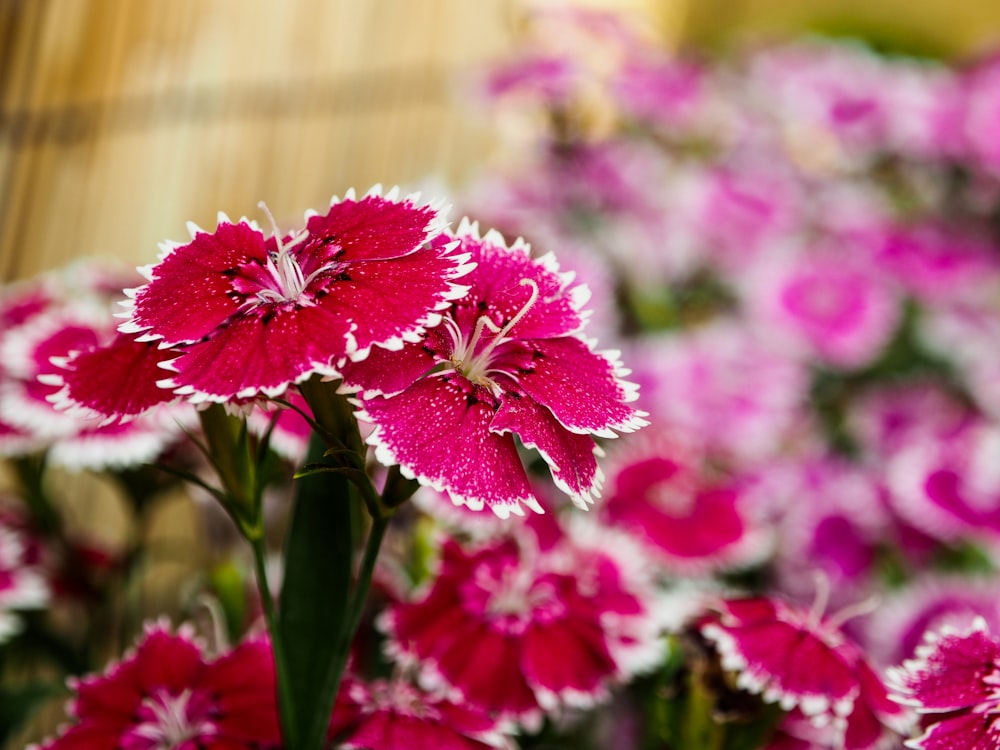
303,513 -> 390,749
250,535 -> 299,750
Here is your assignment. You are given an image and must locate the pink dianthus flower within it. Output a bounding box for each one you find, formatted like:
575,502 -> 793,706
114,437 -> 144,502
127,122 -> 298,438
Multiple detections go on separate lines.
382,521 -> 662,729
343,220 -> 646,517
118,187 -> 468,404
33,622 -> 281,750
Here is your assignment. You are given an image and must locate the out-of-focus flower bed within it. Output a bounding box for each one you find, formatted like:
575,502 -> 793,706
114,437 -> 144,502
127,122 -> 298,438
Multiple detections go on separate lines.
5,6 -> 1000,750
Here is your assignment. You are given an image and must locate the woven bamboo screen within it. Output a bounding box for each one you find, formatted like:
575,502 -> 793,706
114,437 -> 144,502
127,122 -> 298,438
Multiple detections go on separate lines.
0,0 -> 528,282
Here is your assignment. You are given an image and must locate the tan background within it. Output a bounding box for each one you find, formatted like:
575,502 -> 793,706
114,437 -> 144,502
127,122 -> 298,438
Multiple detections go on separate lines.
3,0 -> 1000,283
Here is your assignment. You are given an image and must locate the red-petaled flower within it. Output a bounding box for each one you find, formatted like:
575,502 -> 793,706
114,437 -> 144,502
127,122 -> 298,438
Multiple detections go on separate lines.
329,675 -> 515,750
700,594 -> 910,750
383,520 -> 662,729
32,622 -> 281,750
342,220 -> 647,517
888,618 -> 1000,750
46,332 -> 185,424
1,264 -> 187,465
118,187 -> 470,403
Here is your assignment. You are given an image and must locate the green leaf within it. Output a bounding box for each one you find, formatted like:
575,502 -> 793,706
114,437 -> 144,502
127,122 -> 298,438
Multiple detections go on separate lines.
278,435 -> 354,750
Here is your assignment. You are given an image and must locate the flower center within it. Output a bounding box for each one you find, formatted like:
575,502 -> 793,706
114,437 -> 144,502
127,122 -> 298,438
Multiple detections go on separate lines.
468,559 -> 565,634
368,678 -> 441,721
124,688 -> 215,750
445,278 -> 539,393
649,477 -> 697,516
250,201 -> 319,305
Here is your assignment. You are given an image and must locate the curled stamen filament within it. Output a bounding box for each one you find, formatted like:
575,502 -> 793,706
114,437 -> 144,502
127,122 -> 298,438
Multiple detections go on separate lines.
447,279 -> 540,386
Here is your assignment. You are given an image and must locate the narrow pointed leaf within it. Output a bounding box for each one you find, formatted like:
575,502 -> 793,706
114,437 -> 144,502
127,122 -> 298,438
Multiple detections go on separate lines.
279,436 -> 354,750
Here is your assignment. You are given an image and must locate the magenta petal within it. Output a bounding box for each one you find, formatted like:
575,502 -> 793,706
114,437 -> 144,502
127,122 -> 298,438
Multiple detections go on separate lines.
492,389 -> 602,507
522,618 -> 616,699
129,221 -> 265,344
338,335 -> 441,397
702,609 -> 857,714
512,337 -> 645,436
910,711 -> 1000,750
320,245 -> 467,360
304,192 -> 440,262
134,628 -> 205,695
602,453 -> 748,569
345,713 -> 495,750
359,375 -> 538,516
51,333 -> 179,420
163,304 -> 343,401
452,225 -> 588,340
892,624 -> 1000,712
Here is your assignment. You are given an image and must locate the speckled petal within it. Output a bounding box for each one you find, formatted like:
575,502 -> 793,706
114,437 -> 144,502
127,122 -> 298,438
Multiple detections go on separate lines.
318,244 -> 469,362
890,623 -> 1000,713
338,335 -> 441,397
48,333 -> 180,421
126,221 -> 264,345
161,304 -> 343,402
305,191 -> 443,262
492,388 -> 602,508
358,375 -> 538,517
510,337 -> 645,437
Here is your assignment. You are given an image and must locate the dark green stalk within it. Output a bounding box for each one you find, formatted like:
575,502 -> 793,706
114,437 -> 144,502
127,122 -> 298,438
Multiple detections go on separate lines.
301,513 -> 390,749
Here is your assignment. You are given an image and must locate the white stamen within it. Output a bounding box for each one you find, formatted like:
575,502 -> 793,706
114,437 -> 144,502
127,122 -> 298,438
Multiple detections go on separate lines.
825,594 -> 881,631
133,689 -> 213,748
256,201 -> 313,302
449,278 -> 540,390
807,571 -> 831,630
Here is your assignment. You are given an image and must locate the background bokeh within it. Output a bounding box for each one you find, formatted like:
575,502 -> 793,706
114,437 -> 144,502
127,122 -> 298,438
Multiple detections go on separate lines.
5,0 -> 1000,283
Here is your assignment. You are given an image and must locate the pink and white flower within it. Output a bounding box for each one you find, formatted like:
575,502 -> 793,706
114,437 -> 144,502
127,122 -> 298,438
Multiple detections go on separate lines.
343,220 -> 646,517
627,323 -> 809,464
32,621 -> 282,750
700,594 -> 910,750
744,245 -> 900,369
383,521 -> 662,729
888,618 -> 1000,749
119,187 -> 468,403
0,263 -> 186,467
885,418 -> 1000,544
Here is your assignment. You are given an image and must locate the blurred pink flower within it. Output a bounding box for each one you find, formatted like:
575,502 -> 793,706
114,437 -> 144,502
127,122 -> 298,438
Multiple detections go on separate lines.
598,430 -> 767,574
330,676 -> 514,750
745,246 -> 900,369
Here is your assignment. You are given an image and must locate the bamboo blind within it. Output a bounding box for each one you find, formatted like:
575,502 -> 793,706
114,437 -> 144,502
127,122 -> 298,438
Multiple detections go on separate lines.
0,0 -> 523,282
